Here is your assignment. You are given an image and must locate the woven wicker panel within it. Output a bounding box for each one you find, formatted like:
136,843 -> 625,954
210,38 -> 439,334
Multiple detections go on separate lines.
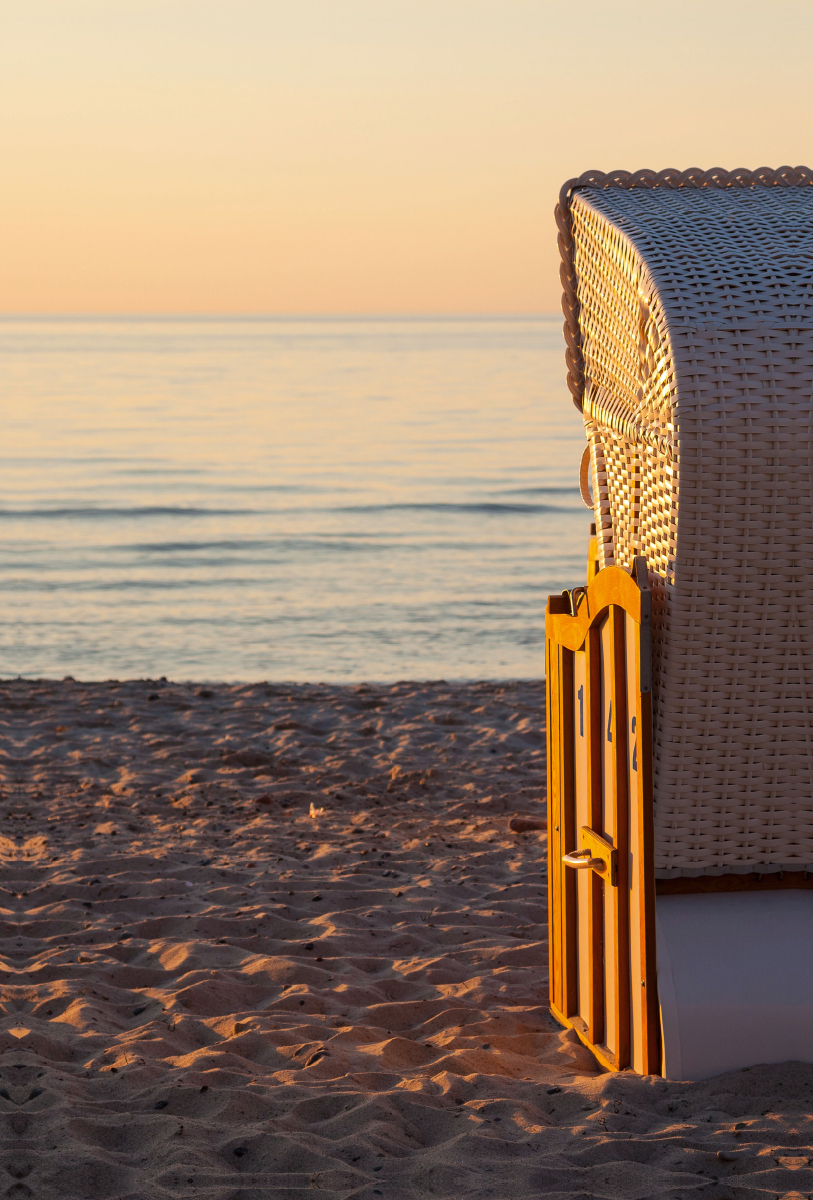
559,169 -> 813,877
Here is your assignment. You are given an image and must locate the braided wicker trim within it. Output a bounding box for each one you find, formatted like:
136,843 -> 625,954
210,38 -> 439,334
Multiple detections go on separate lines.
556,166 -> 813,412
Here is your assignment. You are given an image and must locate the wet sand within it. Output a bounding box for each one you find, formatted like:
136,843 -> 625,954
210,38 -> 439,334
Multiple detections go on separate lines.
1,678 -> 811,1200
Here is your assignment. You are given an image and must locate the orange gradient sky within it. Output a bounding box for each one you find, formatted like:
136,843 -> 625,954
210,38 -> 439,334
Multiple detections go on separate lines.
2,0 -> 812,314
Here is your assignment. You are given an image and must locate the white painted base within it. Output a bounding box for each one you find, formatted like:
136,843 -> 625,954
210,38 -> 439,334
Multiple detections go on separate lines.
656,890 -> 813,1081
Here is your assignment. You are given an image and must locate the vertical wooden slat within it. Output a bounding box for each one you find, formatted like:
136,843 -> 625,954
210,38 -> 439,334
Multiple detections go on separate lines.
638,684 -> 658,1072
632,558 -> 658,1074
546,627 -> 560,1011
598,617 -> 616,1059
609,604 -> 631,1069
584,624 -> 604,1047
561,646 -> 577,1015
625,611 -> 641,1071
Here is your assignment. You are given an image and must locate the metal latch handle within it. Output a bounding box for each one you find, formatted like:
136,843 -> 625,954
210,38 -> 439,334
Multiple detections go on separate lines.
562,849 -> 605,872
562,828 -> 619,886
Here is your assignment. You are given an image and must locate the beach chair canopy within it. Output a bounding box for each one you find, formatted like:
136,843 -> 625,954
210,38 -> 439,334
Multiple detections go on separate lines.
557,166 -> 813,881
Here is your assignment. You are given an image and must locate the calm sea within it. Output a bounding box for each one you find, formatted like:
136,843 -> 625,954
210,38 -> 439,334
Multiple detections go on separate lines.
2,316 -> 588,682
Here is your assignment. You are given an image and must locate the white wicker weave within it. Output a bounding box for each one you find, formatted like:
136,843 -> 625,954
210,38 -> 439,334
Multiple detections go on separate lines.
557,167 -> 813,878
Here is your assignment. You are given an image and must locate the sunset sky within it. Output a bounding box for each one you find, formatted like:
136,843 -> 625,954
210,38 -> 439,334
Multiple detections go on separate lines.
2,0 -> 811,314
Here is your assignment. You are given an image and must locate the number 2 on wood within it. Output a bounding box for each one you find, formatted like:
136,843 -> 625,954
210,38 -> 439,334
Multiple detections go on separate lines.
606,701 -> 612,743
577,684 -> 584,737
631,715 -> 637,771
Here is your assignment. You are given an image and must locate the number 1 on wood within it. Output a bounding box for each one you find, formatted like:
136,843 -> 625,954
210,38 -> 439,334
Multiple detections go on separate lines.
577,684 -> 584,737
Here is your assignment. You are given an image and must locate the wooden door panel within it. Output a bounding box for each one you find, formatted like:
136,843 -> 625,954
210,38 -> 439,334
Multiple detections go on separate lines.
547,556 -> 656,1074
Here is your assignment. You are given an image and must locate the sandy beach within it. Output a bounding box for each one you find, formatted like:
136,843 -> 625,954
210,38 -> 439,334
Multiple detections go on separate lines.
1,677 -> 811,1199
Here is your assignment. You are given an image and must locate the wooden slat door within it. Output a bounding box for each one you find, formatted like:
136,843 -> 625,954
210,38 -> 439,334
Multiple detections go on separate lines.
546,556 -> 658,1074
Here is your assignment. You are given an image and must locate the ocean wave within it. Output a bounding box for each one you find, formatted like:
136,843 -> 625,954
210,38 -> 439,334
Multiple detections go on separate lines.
333,501 -> 584,515
493,486 -> 581,496
0,499 -> 588,520
0,506 -> 255,520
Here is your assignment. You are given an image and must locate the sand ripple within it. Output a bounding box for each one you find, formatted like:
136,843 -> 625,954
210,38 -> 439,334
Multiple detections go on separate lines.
1,679 -> 812,1198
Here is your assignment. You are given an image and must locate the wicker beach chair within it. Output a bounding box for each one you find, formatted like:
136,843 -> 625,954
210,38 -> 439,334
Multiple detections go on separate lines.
546,167 -> 813,1079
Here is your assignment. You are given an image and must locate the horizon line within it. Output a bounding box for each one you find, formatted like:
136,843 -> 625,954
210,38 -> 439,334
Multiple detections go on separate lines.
0,311 -> 558,322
